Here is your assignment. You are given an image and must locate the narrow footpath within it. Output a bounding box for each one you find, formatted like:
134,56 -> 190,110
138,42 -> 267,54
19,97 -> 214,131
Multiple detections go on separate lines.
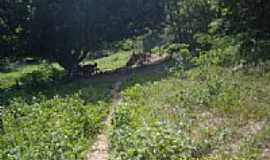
86,81 -> 122,160
85,54 -> 170,160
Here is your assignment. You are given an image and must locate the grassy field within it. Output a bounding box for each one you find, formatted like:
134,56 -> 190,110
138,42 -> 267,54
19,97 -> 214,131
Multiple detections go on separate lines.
0,52 -> 132,159
0,64 -> 41,89
1,51 -> 270,159
0,63 -> 63,89
110,66 -> 270,159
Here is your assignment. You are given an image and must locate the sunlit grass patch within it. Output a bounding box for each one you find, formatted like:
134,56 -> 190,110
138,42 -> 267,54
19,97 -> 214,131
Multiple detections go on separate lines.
0,63 -> 63,89
83,51 -> 132,71
110,65 -> 270,159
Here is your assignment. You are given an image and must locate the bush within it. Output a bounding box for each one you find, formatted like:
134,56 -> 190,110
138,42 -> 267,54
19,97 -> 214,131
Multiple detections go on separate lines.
0,58 -> 13,72
0,95 -> 106,160
18,64 -> 64,90
110,122 -> 195,160
193,34 -> 241,66
116,39 -> 134,51
241,39 -> 270,63
206,77 -> 240,109
166,43 -> 191,58
185,66 -> 240,108
110,101 -> 196,160
165,43 -> 193,75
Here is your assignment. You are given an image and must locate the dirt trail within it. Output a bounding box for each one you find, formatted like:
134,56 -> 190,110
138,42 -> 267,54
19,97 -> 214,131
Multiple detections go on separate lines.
85,54 -> 170,160
86,81 -> 122,160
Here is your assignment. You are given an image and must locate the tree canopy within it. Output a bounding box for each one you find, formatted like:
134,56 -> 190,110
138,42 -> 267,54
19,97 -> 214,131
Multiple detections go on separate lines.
1,0 -> 166,75
1,0 -> 270,73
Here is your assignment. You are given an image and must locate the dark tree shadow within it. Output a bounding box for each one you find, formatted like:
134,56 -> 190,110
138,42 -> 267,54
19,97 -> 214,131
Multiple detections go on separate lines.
0,60 -> 41,73
0,59 -> 174,107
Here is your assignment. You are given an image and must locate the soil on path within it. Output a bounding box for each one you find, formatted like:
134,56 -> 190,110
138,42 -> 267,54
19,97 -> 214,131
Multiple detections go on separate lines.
85,54 -> 170,160
85,81 -> 122,160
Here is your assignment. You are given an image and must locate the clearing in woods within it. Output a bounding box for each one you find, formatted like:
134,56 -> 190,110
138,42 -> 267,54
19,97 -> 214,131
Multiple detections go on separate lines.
85,54 -> 169,160
1,52 -> 269,160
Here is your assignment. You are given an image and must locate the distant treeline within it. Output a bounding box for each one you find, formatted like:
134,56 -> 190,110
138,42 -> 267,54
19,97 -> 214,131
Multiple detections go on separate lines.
1,0 -> 269,74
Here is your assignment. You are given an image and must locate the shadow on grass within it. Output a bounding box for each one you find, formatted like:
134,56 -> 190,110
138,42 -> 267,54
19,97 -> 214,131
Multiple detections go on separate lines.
0,60 -> 42,73
0,59 -> 174,107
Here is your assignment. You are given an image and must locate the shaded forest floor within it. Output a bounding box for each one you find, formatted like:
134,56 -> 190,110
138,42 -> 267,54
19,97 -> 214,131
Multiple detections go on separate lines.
1,51 -> 270,159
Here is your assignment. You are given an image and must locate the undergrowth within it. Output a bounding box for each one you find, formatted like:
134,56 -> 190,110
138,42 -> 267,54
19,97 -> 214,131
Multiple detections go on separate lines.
0,95 -> 108,159
110,63 -> 270,160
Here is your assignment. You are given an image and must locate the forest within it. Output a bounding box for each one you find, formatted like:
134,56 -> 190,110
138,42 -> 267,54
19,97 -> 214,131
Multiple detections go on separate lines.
0,0 -> 270,159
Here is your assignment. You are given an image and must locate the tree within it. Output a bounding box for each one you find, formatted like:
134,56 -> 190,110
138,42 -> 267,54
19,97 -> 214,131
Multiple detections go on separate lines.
217,0 -> 270,37
165,0 -> 270,63
0,0 -> 31,59
28,0 -> 166,77
214,0 -> 270,61
166,0 -> 216,44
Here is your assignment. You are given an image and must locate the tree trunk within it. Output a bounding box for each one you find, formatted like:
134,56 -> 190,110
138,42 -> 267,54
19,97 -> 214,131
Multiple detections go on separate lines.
0,109 -> 3,134
56,55 -> 81,79
0,118 -> 3,134
67,64 -> 81,79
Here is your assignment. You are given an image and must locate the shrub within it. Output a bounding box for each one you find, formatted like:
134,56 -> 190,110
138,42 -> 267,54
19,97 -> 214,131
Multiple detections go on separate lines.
18,64 -> 64,90
206,77 -> 240,109
166,44 -> 192,63
0,95 -> 106,160
241,39 -> 270,63
193,34 -> 241,67
115,39 -> 134,51
166,43 -> 193,77
0,58 -> 13,72
110,101 -> 196,160
110,123 -> 195,160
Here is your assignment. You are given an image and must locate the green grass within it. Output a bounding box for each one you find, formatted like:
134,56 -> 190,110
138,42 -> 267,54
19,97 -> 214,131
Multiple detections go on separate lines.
110,65 -> 270,160
83,51 -> 132,71
0,63 -> 63,89
0,51 -> 131,89
1,51 -> 270,160
1,95 -> 109,159
0,70 -> 113,159
0,64 -> 40,89
0,51 -> 132,159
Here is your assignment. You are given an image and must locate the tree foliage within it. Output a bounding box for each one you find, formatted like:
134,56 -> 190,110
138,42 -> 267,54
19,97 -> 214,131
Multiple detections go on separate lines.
1,0 -> 166,75
0,0 -> 31,58
1,0 -> 270,72
166,0 -> 217,43
166,0 -> 270,63
217,0 -> 270,62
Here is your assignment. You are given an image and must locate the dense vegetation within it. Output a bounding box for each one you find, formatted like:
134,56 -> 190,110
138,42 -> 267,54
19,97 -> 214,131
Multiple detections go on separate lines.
111,65 -> 270,159
1,0 -> 166,76
0,52 -> 132,159
1,0 -> 270,159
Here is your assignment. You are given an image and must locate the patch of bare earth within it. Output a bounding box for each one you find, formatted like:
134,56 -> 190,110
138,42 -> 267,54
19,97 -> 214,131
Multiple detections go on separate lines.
86,81 -> 122,160
262,147 -> 270,159
261,137 -> 270,159
192,111 -> 268,158
229,120 -> 267,154
86,134 -> 109,160
126,53 -> 170,68
208,118 -> 267,157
